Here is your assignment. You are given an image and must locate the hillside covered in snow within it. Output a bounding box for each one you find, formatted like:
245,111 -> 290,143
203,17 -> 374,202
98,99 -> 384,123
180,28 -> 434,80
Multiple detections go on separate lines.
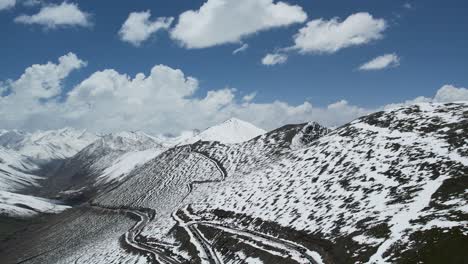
0,128 -> 98,218
1,103 -> 466,264
0,128 -> 98,191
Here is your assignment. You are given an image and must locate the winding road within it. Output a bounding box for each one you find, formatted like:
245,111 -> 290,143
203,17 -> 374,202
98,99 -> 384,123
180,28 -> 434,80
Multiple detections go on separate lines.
172,147 -> 323,264
88,146 -> 323,264
88,205 -> 181,264
172,146 -> 227,264
173,206 -> 323,264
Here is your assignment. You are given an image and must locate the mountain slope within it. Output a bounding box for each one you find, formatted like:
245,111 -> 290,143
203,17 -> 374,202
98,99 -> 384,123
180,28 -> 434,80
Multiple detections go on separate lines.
0,128 -> 99,192
0,147 -> 41,192
1,103 -> 466,264
45,120 -> 265,199
0,128 -> 98,219
93,102 -> 468,264
44,131 -> 167,199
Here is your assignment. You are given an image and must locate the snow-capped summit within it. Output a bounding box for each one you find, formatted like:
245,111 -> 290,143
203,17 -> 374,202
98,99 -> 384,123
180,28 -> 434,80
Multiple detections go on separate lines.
182,118 -> 266,145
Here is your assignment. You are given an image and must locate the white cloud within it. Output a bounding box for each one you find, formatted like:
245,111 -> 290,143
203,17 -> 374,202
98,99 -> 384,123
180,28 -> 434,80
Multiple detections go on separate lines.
0,0 -> 15,10
403,3 -> 412,9
359,53 -> 400,71
170,0 -> 307,49
233,43 -> 249,55
4,52 -> 86,100
242,92 -> 256,102
262,53 -> 288,66
1,54 -> 467,134
434,84 -> 468,102
0,53 -> 86,129
291,12 -> 386,54
15,2 -> 91,28
119,11 -> 173,46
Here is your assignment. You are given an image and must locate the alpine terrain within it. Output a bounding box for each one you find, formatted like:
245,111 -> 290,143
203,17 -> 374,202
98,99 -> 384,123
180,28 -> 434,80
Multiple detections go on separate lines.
0,103 -> 467,264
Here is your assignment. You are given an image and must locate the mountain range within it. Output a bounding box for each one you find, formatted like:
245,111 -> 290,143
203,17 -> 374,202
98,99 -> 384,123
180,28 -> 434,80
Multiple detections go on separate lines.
0,103 -> 466,264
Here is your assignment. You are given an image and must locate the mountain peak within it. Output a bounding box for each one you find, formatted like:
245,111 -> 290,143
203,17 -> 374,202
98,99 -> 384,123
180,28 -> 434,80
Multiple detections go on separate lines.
182,118 -> 266,145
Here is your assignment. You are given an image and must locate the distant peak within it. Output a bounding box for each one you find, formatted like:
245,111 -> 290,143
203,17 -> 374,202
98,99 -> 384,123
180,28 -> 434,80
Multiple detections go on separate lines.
180,118 -> 266,145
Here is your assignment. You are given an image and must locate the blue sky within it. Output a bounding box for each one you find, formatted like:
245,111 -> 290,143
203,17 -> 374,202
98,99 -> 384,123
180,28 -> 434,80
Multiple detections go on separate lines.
0,0 -> 467,133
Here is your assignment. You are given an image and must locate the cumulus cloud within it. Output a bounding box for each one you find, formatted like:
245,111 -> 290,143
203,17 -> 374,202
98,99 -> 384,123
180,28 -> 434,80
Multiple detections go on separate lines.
359,53 -> 400,71
262,53 -> 288,66
119,11 -> 173,46
434,84 -> 468,102
242,92 -> 256,102
0,53 -> 86,128
1,54 -> 466,134
0,53 -> 369,133
2,52 -> 85,100
233,43 -> 249,55
15,2 -> 91,28
0,0 -> 15,10
290,12 -> 386,54
170,0 -> 307,49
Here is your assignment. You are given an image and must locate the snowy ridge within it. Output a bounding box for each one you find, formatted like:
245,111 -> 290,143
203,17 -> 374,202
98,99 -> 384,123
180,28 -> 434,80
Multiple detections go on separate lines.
46,131 -> 168,194
0,127 -> 98,163
49,120 -> 265,192
0,127 -> 98,193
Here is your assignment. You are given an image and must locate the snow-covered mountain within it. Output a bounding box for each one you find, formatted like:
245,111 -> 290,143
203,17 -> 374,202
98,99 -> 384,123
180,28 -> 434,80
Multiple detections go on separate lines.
0,127 -> 98,163
45,120 -> 266,199
44,131 -> 167,199
0,128 -> 98,218
0,119 -> 265,218
180,118 -> 266,145
1,104 -> 466,264
0,128 -> 98,193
